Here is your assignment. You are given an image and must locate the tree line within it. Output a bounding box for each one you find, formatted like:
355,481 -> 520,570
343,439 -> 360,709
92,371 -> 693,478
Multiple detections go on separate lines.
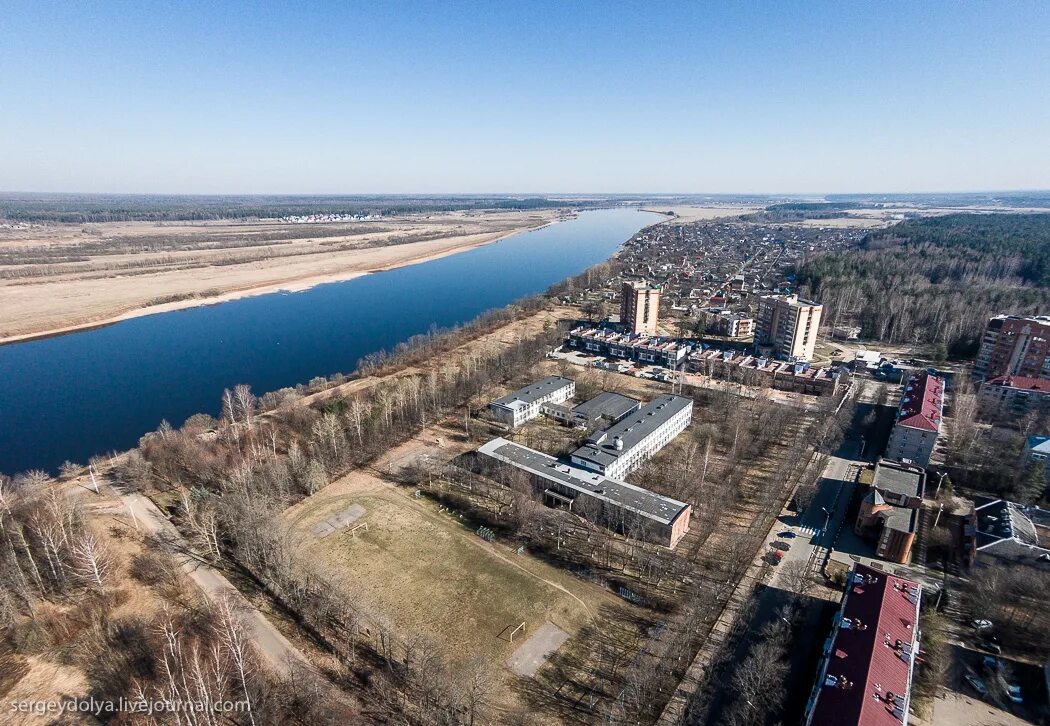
798,213 -> 1050,356
0,194 -> 574,223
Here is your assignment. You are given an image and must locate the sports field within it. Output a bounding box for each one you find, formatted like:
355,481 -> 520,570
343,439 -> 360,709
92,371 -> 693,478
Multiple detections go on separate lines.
287,484 -> 610,672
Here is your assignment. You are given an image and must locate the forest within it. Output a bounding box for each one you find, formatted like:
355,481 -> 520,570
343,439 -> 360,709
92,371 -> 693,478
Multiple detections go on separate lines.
797,213 -> 1050,356
0,193 -> 575,223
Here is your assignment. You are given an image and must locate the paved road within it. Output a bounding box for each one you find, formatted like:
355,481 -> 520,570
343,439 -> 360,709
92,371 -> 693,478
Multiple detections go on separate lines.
769,449 -> 860,591
120,489 -> 312,677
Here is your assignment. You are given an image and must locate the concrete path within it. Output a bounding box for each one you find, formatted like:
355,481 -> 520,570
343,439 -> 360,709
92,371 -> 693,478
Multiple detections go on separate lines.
312,502 -> 366,538
505,621 -> 570,677
119,489 -> 312,677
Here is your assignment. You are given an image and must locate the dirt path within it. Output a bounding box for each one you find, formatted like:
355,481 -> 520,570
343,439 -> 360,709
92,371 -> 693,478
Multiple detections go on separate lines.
115,487 -> 313,678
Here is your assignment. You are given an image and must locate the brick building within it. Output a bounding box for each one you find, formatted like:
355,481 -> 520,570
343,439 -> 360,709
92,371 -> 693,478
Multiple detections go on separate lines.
854,460 -> 925,565
974,314 -> 1050,381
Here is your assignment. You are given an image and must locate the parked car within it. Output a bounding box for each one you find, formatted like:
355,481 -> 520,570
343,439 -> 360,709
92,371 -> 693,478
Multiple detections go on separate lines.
965,673 -> 989,697
971,618 -> 994,630
771,541 -> 791,551
778,530 -> 798,539
980,642 -> 1002,655
1006,683 -> 1023,704
982,655 -> 1000,672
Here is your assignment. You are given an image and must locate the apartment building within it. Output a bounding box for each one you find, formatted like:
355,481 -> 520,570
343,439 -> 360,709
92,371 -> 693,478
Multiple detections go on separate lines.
700,307 -> 755,338
804,564 -> 921,726
885,371 -> 945,467
621,280 -> 661,335
978,375 -> 1050,419
974,314 -> 1050,381
687,348 -> 843,397
754,293 -> 822,362
566,326 -> 692,367
570,395 -> 693,479
488,376 -> 575,428
477,437 -> 691,548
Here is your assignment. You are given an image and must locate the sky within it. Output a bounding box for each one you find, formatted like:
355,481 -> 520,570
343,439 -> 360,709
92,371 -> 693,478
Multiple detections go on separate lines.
1,1 -> 1048,195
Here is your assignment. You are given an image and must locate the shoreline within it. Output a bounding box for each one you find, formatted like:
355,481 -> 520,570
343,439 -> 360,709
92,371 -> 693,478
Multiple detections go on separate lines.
0,219 -> 563,347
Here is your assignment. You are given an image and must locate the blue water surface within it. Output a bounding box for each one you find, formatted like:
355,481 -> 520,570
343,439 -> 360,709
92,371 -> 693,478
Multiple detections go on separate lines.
0,209 -> 658,473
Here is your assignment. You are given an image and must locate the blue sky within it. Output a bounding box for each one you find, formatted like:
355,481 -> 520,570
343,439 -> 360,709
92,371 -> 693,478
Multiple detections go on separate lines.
1,1 -> 1048,194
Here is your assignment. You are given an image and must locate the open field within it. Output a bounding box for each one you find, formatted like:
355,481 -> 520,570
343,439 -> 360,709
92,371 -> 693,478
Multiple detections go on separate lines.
283,434 -> 622,686
0,208 -> 564,342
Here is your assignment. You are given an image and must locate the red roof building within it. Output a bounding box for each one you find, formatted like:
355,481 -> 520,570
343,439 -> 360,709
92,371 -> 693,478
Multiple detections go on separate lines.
886,372 -> 944,466
979,375 -> 1050,419
983,375 -> 1050,392
804,563 -> 922,726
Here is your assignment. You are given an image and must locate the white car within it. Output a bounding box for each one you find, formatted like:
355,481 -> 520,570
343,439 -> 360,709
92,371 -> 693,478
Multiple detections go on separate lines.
1006,684 -> 1023,704
971,618 -> 993,630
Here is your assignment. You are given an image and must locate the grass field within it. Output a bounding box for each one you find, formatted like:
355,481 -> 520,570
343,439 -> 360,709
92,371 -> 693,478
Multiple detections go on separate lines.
287,485 -> 608,673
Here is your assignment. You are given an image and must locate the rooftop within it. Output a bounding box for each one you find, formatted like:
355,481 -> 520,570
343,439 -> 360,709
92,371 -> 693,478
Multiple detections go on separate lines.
984,375 -> 1050,392
807,564 -> 921,726
477,438 -> 689,526
624,280 -> 661,291
895,371 -> 945,432
974,497 -> 1050,561
1027,435 -> 1050,456
761,292 -> 821,308
491,376 -> 574,409
987,314 -> 1050,328
871,460 -> 925,501
571,395 -> 693,470
571,392 -> 640,422
569,326 -> 691,353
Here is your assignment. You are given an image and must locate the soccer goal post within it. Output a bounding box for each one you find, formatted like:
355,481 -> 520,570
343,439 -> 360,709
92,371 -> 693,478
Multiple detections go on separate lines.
508,621 -> 526,642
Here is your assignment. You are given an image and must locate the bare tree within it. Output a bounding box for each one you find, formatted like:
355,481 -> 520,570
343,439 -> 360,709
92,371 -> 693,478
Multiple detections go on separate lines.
15,469 -> 52,489
215,595 -> 257,726
71,531 -> 112,592
780,559 -> 814,599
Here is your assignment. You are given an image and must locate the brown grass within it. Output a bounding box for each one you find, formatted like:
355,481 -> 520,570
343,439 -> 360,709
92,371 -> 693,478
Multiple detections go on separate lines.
0,209 -> 563,342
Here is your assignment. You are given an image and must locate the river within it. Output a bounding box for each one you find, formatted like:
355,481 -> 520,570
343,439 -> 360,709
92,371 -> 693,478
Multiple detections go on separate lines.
0,208 -> 660,474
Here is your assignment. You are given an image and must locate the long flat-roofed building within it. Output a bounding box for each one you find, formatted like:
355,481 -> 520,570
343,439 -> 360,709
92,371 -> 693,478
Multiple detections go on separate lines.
568,391 -> 641,429
570,395 -> 692,479
489,376 -> 575,428
477,437 -> 691,548
804,563 -> 922,726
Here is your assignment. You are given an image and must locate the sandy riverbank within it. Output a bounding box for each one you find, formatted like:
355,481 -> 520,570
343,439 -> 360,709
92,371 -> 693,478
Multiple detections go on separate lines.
0,211 -> 563,345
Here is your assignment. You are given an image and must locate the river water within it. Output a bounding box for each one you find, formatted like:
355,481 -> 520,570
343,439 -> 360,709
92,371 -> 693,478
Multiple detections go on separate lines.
0,208 -> 659,474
